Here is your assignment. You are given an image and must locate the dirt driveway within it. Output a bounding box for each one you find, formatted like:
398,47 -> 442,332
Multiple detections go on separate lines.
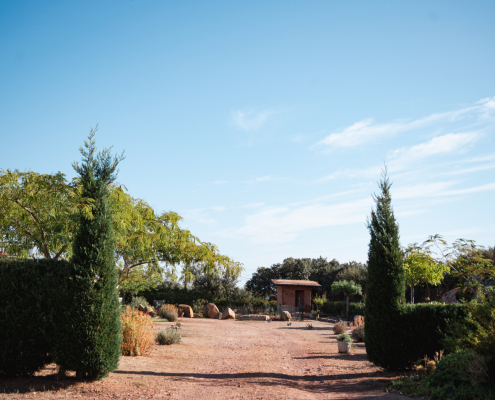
0,318 -> 409,399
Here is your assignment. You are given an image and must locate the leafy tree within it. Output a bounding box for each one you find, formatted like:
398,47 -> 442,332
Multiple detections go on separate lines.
54,129 -> 124,380
403,245 -> 450,303
365,168 -> 405,370
309,257 -> 342,296
335,261 -> 368,293
330,280 -> 362,320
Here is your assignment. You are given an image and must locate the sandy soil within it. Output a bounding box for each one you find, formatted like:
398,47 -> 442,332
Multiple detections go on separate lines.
0,318 -> 410,399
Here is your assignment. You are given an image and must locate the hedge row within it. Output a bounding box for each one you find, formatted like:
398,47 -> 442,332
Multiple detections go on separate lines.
0,258 -> 72,377
319,300 -> 365,317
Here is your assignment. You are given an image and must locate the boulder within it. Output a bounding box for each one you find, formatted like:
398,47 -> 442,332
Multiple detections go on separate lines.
281,311 -> 291,321
179,304 -> 194,318
138,304 -> 147,313
221,308 -> 235,320
214,312 -> 222,319
352,315 -> 364,327
441,288 -> 460,304
238,314 -> 270,321
203,303 -> 220,318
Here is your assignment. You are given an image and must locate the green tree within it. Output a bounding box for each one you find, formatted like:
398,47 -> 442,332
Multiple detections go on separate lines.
55,129 -> 124,380
335,261 -> 368,293
403,245 -> 450,304
330,280 -> 362,320
365,168 -> 405,370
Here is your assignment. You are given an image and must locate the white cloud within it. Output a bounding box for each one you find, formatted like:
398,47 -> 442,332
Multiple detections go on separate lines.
314,98 -> 491,149
232,109 -> 276,131
256,176 -> 272,182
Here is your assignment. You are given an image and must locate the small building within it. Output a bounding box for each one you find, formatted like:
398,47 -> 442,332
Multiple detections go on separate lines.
272,279 -> 321,313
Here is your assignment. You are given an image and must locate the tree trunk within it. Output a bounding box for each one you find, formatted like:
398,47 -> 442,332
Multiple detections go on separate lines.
410,283 -> 414,304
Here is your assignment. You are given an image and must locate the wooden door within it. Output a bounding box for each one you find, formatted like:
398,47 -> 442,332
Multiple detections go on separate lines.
295,290 -> 304,308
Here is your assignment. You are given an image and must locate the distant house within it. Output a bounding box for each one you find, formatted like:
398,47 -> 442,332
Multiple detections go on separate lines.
272,279 -> 321,313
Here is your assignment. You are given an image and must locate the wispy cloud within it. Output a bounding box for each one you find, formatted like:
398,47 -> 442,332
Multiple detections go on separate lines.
256,176 -> 272,182
232,109 -> 277,131
314,97 -> 494,149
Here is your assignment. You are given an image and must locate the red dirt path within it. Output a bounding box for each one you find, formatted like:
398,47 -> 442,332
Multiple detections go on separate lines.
0,318 -> 410,399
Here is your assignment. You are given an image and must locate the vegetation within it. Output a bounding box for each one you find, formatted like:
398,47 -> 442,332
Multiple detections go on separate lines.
330,280 -> 362,320
365,168 -> 406,370
351,325 -> 365,342
337,333 -> 352,343
156,329 -> 181,345
129,296 -> 151,309
333,321 -> 347,335
121,307 -> 155,356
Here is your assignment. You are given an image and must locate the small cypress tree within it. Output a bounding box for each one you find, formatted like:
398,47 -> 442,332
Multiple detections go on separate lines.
364,168 -> 405,369
54,128 -> 124,380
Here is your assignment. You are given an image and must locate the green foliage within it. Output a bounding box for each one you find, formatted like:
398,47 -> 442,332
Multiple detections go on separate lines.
156,329 -> 182,345
365,169 -> 405,370
128,296 -> 151,309
0,258 -> 71,377
321,300 -> 365,317
337,333 -> 352,343
333,321 -> 347,334
305,323 -> 314,330
331,279 -> 363,320
52,130 -> 123,380
335,262 -> 368,292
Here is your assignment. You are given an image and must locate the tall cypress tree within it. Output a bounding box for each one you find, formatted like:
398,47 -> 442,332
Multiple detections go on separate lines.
54,128 -> 124,380
364,168 -> 405,369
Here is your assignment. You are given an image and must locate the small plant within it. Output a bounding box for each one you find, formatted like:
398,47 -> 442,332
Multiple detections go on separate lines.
165,310 -> 178,322
156,328 -> 182,345
192,299 -> 207,314
268,317 -> 272,323
337,333 -> 352,343
351,325 -> 365,342
333,321 -> 347,335
306,323 -> 314,330
158,304 -> 179,321
175,322 -> 182,329
287,320 -> 292,326
121,307 -> 155,356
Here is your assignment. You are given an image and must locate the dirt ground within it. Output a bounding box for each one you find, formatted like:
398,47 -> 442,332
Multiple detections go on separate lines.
0,318 -> 410,399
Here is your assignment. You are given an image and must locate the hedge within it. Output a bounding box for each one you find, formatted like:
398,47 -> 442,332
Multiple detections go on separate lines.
320,301 -> 365,318
0,258 -> 71,377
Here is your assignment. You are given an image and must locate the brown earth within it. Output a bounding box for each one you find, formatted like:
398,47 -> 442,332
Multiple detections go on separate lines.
0,319 -> 410,399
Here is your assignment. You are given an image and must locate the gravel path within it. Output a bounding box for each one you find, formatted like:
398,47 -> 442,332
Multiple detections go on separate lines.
0,318 -> 410,399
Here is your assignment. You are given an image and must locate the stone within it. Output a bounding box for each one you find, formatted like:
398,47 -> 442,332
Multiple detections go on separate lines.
221,308 -> 235,320
215,312 -> 222,319
203,303 -> 220,318
352,315 -> 364,327
441,288 -> 460,304
281,311 -> 291,321
138,304 -> 147,313
179,304 -> 194,318
237,315 -> 270,321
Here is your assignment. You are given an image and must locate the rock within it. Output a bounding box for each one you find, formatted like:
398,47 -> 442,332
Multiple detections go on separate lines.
352,315 -> 364,327
138,304 -> 147,313
441,288 -> 460,304
214,312 -> 222,319
237,315 -> 270,321
221,308 -> 235,320
203,303 -> 220,318
179,304 -> 194,318
281,311 -> 291,321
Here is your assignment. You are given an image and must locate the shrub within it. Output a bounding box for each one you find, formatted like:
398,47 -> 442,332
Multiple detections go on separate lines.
321,300 -> 365,318
192,299 -> 207,314
351,325 -> 365,342
121,307 -> 155,356
0,258 -> 71,377
337,333 -> 352,343
156,329 -> 181,345
164,310 -> 178,322
157,304 -> 178,318
333,321 -> 347,335
129,296 -> 151,309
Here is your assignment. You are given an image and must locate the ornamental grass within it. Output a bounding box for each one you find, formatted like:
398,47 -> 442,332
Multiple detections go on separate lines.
121,307 -> 155,356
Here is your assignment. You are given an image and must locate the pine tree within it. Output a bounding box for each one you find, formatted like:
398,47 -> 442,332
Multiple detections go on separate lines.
364,168 -> 405,369
54,128 -> 124,380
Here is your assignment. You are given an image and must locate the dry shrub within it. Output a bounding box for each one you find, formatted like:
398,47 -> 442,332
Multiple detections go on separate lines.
164,310 -> 178,322
351,325 -> 365,342
156,329 -> 181,345
157,304 -> 178,318
333,321 -> 347,335
121,307 -> 155,356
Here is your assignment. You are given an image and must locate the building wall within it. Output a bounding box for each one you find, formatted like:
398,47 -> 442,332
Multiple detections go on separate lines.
276,285 -> 313,313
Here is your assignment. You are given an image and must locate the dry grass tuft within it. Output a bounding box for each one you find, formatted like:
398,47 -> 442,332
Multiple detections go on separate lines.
121,307 -> 155,356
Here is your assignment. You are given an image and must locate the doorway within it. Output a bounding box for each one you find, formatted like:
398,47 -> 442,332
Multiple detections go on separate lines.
295,290 -> 304,308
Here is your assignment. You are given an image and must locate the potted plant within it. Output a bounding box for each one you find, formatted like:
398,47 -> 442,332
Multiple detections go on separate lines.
178,308 -> 184,318
336,333 -> 352,353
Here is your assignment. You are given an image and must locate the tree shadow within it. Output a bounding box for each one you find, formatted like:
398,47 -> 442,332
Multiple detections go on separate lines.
0,372 -> 81,395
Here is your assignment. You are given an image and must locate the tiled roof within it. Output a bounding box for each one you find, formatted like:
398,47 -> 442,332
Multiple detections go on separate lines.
271,279 -> 321,287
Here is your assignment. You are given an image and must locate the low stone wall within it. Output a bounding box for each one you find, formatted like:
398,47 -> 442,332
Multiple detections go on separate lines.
237,314 -> 270,321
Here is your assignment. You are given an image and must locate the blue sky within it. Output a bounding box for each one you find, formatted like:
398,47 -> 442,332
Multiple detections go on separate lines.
1,1 -> 494,284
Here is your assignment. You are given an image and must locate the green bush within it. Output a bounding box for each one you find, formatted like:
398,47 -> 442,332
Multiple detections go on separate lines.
337,333 -> 352,343
156,329 -> 181,345
0,258 -> 71,377
321,301 -> 365,318
129,296 -> 150,309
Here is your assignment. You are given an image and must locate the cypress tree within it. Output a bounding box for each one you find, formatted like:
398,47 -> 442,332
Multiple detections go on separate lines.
364,168 -> 405,369
54,129 -> 124,380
